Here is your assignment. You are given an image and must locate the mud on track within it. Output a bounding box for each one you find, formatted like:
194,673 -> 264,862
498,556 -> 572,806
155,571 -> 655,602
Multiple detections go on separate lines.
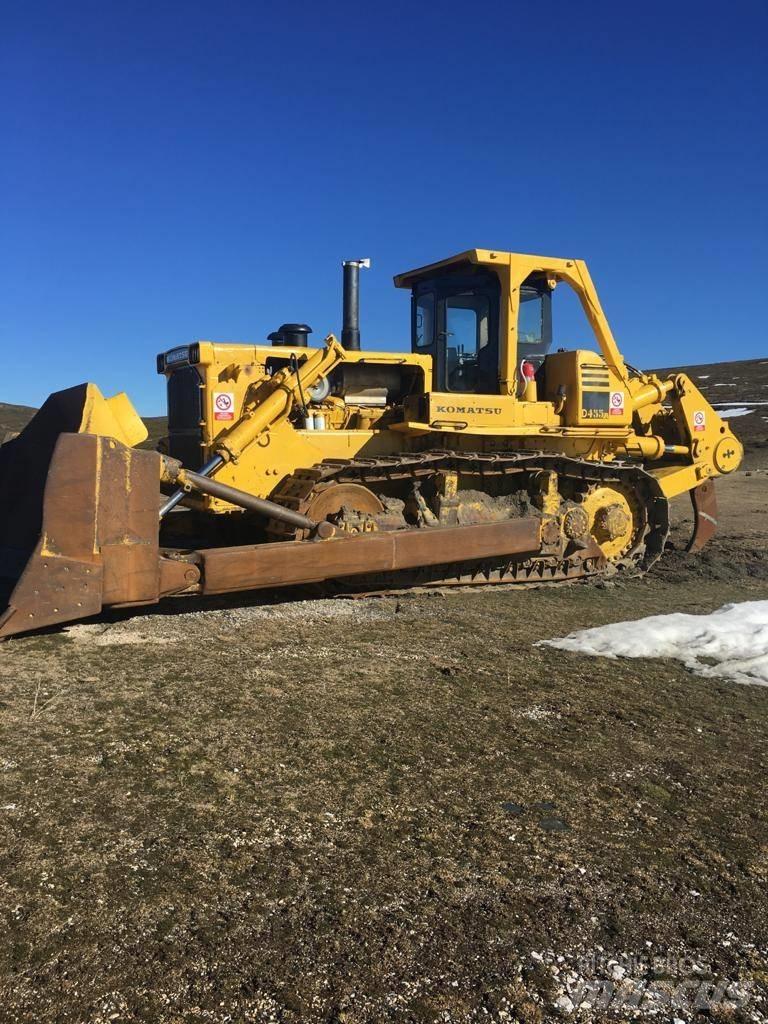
0,473 -> 767,1022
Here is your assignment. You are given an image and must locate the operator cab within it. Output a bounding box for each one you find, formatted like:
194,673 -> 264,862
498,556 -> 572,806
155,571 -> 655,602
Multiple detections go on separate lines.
398,256 -> 552,395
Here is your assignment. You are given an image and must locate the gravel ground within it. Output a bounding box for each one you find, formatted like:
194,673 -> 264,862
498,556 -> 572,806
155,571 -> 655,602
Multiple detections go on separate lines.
0,471 -> 767,1023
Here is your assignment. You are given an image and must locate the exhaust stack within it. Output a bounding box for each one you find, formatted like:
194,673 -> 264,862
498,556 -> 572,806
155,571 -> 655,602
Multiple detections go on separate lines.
341,258 -> 370,350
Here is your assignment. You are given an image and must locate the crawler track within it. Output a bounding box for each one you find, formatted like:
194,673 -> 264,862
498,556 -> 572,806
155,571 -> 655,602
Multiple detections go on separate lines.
266,450 -> 670,591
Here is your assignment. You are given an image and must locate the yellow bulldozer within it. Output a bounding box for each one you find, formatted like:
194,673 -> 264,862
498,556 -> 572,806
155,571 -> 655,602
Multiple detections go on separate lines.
0,249 -> 743,639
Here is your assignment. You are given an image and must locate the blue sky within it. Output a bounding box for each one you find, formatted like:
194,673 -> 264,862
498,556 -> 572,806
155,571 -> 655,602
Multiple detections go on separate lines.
3,0 -> 766,414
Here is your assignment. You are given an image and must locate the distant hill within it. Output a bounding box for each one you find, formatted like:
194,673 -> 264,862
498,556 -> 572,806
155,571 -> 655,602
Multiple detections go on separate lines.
140,416 -> 169,452
2,357 -> 766,465
653,355 -> 768,404
0,402 -> 38,441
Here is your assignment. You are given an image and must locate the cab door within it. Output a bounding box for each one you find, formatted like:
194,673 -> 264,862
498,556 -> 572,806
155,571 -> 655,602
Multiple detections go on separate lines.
412,271 -> 500,394
440,292 -> 495,394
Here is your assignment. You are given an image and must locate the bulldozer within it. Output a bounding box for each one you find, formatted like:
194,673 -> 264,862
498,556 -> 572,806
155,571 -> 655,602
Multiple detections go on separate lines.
0,249 -> 743,639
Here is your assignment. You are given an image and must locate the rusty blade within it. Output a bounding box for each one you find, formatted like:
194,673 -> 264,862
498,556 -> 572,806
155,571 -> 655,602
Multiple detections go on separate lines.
0,384 -> 96,591
198,517 -> 542,596
0,433 -> 163,640
686,479 -> 718,553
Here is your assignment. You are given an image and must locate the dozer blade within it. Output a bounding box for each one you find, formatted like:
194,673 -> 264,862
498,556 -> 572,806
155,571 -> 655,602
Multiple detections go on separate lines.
0,386 -> 162,639
686,479 -> 718,553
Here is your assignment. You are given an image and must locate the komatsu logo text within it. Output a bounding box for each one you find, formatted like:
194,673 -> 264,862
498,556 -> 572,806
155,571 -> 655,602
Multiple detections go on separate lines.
435,405 -> 503,415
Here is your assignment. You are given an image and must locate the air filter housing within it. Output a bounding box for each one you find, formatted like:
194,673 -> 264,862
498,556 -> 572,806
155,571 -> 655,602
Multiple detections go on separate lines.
267,323 -> 312,347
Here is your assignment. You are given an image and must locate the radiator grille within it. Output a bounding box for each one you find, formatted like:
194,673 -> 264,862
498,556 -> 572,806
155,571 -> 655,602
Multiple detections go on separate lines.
580,362 -> 610,388
167,367 -> 204,470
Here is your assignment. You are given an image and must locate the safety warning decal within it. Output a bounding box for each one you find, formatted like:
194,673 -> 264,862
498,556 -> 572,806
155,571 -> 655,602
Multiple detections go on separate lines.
609,391 -> 625,416
213,391 -> 235,421
693,410 -> 706,432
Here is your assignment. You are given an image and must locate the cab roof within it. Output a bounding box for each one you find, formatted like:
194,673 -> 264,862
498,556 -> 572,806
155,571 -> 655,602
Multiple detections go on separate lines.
393,249 -> 553,289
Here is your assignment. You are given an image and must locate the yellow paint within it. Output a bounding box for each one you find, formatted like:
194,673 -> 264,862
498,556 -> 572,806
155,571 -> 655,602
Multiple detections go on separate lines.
648,374 -> 744,498
78,385 -> 148,447
150,249 -> 742,512
394,249 -> 630,393
535,471 -> 561,516
580,485 -> 638,559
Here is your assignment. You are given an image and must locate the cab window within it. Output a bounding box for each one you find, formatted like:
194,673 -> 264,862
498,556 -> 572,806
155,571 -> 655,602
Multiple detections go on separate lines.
445,293 -> 489,392
517,280 -> 552,362
519,286 -> 544,345
415,292 -> 435,347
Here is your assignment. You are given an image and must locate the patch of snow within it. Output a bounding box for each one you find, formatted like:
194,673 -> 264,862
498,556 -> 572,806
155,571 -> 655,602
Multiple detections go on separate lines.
539,601 -> 768,686
715,407 -> 754,418
697,374 -> 710,379
712,400 -> 768,407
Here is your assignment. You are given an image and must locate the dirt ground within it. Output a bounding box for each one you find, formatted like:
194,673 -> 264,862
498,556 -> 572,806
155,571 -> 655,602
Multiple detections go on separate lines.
0,470 -> 766,1023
